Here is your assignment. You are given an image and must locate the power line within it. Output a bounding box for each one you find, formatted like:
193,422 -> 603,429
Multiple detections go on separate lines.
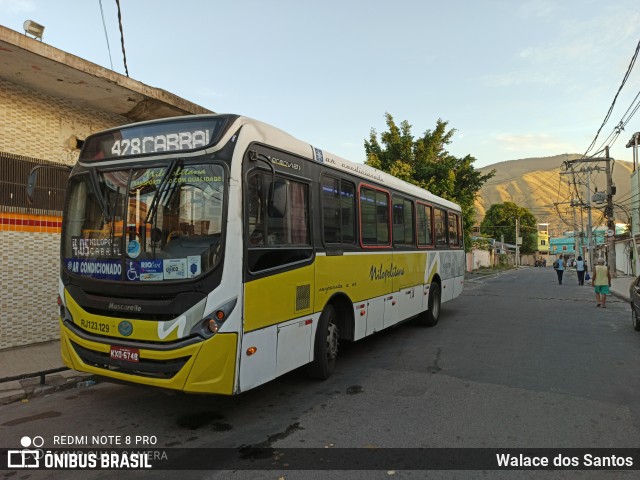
98,0 -> 114,70
583,39 -> 640,158
115,0 -> 129,77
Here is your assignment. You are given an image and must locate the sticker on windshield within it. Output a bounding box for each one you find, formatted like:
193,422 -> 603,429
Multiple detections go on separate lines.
127,239 -> 141,258
140,259 -> 164,281
187,256 -> 201,278
164,258 -> 187,280
65,259 -> 122,281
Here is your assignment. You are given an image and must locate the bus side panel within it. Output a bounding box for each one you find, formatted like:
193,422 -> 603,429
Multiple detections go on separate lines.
244,264 -> 315,332
276,314 -> 319,377
183,333 -> 237,395
440,250 -> 465,303
239,326 -> 277,392
392,251 -> 429,322
314,253 -> 394,308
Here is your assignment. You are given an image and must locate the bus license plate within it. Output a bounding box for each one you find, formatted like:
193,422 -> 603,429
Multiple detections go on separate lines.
109,345 -> 140,363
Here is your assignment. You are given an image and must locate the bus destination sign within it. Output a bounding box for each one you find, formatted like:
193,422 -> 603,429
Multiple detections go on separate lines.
81,118 -> 228,161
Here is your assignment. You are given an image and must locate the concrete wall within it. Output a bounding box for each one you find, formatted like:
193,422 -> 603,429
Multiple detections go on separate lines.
468,249 -> 492,270
615,238 -> 634,276
1,77 -> 126,165
0,77 -> 128,349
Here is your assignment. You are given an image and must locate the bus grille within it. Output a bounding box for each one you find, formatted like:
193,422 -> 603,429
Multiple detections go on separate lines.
71,341 -> 189,379
295,284 -> 311,312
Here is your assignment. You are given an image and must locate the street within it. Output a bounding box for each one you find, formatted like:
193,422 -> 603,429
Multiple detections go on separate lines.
2,267 -> 640,479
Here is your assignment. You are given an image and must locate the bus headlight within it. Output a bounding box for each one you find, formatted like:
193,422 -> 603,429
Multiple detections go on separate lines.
58,294 -> 73,323
191,298 -> 237,338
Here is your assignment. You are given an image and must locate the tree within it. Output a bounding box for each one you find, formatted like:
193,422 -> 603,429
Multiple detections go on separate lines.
480,202 -> 538,254
364,113 -> 495,251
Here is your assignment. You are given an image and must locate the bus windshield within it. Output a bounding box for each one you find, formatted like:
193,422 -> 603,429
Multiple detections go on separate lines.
61,161 -> 225,283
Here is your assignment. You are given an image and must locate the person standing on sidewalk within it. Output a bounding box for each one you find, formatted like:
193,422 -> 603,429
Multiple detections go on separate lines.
576,255 -> 587,286
553,255 -> 565,285
592,258 -> 612,307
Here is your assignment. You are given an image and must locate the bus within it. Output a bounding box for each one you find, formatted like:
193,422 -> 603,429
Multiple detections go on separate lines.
31,114 -> 465,395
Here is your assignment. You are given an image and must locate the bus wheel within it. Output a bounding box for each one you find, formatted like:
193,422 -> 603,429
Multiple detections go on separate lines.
419,282 -> 441,327
632,305 -> 640,332
307,304 -> 339,380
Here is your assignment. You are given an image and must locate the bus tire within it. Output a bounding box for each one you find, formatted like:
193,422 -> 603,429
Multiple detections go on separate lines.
419,282 -> 441,327
307,304 -> 339,380
632,304 -> 640,332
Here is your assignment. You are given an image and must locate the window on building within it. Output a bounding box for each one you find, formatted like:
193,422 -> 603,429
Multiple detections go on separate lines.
0,153 -> 68,214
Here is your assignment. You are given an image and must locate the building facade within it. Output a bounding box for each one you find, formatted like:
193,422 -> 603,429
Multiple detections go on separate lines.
0,25 -> 211,349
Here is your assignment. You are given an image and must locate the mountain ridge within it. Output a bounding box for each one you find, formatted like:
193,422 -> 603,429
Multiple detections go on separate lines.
474,153 -> 633,235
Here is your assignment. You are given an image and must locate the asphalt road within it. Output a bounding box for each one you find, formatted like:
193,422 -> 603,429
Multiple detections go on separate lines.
2,268 -> 640,480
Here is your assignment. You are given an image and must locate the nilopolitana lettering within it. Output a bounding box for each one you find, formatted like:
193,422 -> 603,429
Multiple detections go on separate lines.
369,263 -> 405,282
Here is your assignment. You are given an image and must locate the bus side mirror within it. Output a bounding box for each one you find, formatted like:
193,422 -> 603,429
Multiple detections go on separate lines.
26,167 -> 39,204
26,164 -> 72,205
268,181 -> 288,218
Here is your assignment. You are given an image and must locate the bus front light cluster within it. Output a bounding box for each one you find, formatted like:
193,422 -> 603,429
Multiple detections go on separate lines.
192,298 -> 237,339
58,294 -> 72,323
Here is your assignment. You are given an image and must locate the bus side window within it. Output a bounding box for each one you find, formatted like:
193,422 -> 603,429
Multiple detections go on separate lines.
417,203 -> 433,247
321,176 -> 355,245
393,196 -> 414,246
434,208 -> 448,246
247,173 -> 264,246
246,171 -> 312,272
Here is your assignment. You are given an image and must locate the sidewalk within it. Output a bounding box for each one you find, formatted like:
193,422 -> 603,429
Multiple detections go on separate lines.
1,272 -> 636,406
0,341 -> 93,405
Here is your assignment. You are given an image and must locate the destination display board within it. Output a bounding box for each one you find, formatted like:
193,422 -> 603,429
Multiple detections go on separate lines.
80,117 -> 228,161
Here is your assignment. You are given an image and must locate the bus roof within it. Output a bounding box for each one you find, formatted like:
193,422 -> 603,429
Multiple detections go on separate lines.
231,115 -> 461,212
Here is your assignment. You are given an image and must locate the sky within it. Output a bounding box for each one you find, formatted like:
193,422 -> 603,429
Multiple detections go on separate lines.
2,0 -> 640,169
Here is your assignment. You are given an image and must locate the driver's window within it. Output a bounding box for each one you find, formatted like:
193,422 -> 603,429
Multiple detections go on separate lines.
246,170 -> 312,272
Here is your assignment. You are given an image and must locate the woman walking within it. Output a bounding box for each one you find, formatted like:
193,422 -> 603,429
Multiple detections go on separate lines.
554,255 -> 565,285
575,255 -> 586,285
592,258 -> 612,307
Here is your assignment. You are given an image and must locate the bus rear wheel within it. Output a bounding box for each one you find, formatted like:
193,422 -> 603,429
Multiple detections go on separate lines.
418,282 -> 440,327
307,304 -> 339,379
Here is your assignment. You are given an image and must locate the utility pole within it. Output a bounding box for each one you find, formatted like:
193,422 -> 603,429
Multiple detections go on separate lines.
562,158 -> 612,273
586,169 -> 594,272
515,217 -> 520,267
571,198 -> 579,257
605,146 -> 616,278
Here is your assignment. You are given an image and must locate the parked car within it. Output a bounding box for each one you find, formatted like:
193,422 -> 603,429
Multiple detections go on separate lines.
629,276 -> 640,331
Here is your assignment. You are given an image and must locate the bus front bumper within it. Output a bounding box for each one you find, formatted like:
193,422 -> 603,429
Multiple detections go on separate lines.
60,319 -> 237,395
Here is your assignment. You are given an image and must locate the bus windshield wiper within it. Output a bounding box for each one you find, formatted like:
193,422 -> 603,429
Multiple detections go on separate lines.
89,168 -> 111,222
144,160 -> 178,226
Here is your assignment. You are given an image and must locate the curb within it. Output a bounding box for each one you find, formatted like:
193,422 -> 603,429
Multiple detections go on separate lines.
0,371 -> 96,406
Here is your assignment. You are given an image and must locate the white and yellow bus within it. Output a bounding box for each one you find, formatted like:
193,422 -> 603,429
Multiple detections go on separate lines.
42,114 -> 465,395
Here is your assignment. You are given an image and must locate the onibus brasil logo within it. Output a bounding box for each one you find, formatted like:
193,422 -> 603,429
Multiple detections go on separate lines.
7,435 -> 44,468
6,435 -> 155,469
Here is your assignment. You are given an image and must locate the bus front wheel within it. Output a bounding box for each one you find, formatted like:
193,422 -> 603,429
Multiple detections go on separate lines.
307,304 -> 339,380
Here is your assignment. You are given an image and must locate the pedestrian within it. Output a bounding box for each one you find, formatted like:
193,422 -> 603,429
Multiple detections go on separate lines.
592,258 -> 612,308
553,255 -> 565,285
575,255 -> 586,285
